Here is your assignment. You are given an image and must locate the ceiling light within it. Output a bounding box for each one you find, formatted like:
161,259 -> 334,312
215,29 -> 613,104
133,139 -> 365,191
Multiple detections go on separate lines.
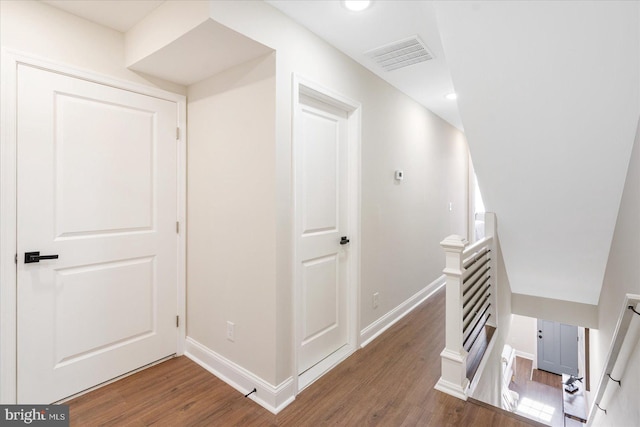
445,92 -> 458,100
343,0 -> 371,12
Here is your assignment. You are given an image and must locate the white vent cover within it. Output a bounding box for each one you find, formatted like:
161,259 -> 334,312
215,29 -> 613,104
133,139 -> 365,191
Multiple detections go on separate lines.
365,35 -> 434,72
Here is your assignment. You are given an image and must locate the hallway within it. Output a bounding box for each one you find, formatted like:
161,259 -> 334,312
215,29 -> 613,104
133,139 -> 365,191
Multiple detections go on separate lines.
67,288 -> 535,426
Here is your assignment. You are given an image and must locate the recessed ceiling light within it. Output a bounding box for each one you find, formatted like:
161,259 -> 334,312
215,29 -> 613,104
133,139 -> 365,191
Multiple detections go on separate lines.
343,0 -> 371,12
445,92 -> 458,100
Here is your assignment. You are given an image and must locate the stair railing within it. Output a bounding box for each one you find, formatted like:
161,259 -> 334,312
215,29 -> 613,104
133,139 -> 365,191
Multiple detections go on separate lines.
435,212 -> 497,400
588,294 -> 640,425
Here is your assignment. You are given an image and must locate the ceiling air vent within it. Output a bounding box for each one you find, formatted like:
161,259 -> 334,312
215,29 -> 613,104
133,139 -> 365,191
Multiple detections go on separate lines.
365,35 -> 434,72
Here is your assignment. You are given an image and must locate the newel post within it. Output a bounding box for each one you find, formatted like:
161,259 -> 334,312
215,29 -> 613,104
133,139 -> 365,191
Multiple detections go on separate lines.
434,234 -> 469,400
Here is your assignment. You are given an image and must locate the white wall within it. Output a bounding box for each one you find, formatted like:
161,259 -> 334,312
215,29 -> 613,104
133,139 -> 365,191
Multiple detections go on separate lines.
0,0 -> 185,95
199,1 -> 469,386
589,118 -> 640,425
186,54 -> 277,383
3,0 -> 470,397
506,314 -> 536,362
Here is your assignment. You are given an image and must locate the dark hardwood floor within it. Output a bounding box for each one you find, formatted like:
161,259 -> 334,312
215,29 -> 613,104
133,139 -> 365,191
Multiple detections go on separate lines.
68,288 -> 535,426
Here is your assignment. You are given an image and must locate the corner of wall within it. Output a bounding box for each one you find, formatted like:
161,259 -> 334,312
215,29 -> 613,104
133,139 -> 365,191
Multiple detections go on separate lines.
185,338 -> 294,414
360,275 -> 445,347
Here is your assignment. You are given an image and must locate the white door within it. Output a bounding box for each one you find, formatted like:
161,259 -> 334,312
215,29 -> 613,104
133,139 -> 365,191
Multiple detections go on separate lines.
296,94 -> 350,375
537,319 -> 579,376
16,64 -> 179,403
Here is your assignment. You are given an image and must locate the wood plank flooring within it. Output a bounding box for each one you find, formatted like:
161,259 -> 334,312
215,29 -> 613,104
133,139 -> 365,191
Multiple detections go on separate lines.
531,367 -> 561,388
68,288 -> 536,426
509,357 -> 563,427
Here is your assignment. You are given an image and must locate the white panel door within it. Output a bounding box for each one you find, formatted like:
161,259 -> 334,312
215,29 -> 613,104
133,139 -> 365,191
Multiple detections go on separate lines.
16,64 -> 178,403
537,319 -> 579,376
296,95 -> 349,375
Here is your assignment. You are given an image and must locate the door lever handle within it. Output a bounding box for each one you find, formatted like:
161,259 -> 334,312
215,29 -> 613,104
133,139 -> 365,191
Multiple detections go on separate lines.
25,251 -> 59,264
340,236 -> 350,245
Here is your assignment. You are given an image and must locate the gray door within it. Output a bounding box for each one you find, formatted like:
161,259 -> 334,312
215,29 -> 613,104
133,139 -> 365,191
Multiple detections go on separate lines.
537,319 -> 578,376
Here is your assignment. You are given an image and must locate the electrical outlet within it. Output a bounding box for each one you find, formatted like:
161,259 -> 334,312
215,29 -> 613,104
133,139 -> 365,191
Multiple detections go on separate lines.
373,292 -> 379,309
226,321 -> 235,342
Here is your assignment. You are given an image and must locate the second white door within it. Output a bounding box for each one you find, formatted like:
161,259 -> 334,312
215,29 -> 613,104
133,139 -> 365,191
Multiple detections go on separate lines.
296,94 -> 350,375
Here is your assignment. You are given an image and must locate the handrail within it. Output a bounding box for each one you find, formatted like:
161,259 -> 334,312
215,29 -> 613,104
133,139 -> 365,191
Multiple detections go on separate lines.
462,236 -> 493,258
589,295 -> 640,423
463,247 -> 490,270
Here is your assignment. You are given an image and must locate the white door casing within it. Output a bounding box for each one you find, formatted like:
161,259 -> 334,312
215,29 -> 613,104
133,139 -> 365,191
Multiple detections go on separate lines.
293,76 -> 361,391
7,59 -> 186,404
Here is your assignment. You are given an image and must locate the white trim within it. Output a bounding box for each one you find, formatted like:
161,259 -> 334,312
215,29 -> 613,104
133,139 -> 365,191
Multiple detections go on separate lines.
0,49 -> 19,404
514,350 -> 534,361
175,92 -> 187,357
291,74 -> 362,395
434,377 -> 469,401
0,49 -> 187,403
360,275 -> 445,347
185,338 -> 295,414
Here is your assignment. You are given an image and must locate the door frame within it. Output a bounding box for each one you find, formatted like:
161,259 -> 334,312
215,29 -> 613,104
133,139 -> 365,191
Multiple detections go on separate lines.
291,74 -> 361,394
0,50 -> 187,403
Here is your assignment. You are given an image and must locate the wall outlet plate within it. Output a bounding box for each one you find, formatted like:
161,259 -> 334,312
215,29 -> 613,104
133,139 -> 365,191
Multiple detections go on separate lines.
394,170 -> 404,181
226,321 -> 235,342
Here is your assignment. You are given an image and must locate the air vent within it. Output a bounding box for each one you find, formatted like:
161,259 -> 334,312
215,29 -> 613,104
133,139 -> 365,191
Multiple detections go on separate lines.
365,35 -> 434,72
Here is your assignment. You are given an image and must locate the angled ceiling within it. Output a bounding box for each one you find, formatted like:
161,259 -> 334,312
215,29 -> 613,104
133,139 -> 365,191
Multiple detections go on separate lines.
435,1 -> 640,304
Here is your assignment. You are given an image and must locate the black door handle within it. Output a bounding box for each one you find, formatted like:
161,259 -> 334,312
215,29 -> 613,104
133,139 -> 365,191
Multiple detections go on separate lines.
340,236 -> 350,245
25,251 -> 59,264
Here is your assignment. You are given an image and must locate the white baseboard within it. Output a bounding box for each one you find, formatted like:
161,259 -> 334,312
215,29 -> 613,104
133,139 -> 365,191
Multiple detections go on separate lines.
434,377 -> 469,401
360,275 -> 445,348
515,350 -> 535,361
184,337 -> 295,414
